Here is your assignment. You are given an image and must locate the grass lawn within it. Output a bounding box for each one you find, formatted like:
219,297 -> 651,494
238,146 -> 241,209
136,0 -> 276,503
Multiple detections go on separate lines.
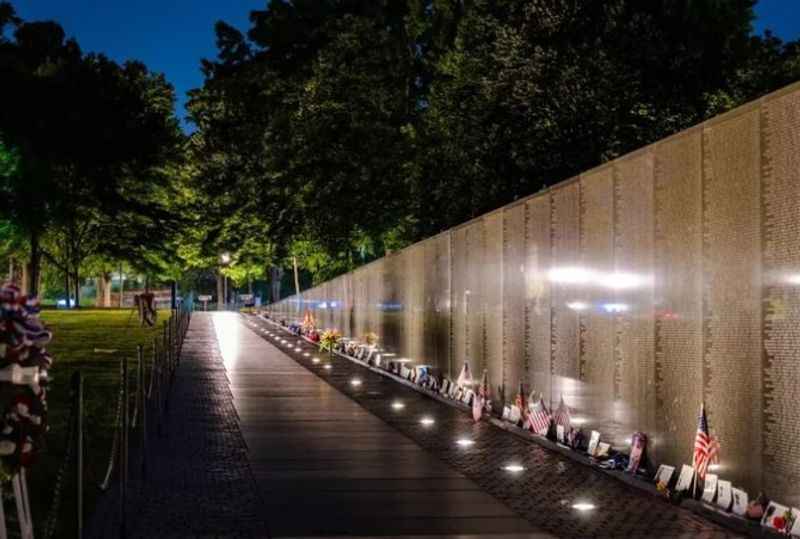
27,308 -> 169,537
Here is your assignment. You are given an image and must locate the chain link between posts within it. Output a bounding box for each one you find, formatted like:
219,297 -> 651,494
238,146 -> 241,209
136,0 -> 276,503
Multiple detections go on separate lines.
38,307 -> 191,538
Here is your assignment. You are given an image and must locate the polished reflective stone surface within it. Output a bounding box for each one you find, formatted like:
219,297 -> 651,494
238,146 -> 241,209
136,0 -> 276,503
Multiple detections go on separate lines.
268,82 -> 800,503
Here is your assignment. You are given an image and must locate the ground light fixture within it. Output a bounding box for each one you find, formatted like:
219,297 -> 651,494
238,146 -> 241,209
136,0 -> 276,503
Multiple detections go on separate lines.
572,502 -> 596,512
324,364 -> 332,370
503,464 -> 526,473
303,352 -> 310,357
350,378 -> 362,387
391,401 -> 405,410
419,416 -> 435,426
456,438 -> 475,448
312,357 -> 320,364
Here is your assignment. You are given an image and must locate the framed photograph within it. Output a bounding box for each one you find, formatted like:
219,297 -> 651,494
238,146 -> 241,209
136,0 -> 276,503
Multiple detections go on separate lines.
675,464 -> 694,492
716,480 -> 732,510
587,430 -> 601,456
655,464 -> 675,486
731,488 -> 748,517
701,473 -> 718,503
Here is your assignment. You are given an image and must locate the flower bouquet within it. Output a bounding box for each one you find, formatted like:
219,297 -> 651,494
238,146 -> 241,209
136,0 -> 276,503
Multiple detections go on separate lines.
319,329 -> 342,356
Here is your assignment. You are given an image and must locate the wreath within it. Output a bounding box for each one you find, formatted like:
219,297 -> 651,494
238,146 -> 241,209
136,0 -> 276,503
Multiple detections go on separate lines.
0,284 -> 52,478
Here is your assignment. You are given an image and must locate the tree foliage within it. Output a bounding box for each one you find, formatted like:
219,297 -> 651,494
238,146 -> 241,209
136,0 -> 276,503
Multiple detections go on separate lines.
188,0 -> 800,288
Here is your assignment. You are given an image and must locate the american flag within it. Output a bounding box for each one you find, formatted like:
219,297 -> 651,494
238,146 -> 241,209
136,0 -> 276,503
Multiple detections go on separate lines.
515,382 -> 528,428
529,395 -> 552,436
472,370 -> 489,422
693,403 -> 720,480
553,395 -> 571,430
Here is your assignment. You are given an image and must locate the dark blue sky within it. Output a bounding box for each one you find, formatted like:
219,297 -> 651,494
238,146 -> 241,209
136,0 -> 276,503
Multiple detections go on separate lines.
10,0 -> 800,132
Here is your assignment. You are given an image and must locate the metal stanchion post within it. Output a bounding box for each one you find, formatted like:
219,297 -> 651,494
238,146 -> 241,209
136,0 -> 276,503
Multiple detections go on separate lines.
120,357 -> 128,539
138,345 -> 146,479
74,371 -> 83,539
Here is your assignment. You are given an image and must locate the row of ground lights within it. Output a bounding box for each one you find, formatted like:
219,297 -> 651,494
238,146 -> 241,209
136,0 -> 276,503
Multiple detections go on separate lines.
260,321 -> 595,513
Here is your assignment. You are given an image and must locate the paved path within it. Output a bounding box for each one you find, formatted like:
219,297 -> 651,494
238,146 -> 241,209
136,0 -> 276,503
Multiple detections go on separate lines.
91,312 -> 739,538
219,312 -> 541,537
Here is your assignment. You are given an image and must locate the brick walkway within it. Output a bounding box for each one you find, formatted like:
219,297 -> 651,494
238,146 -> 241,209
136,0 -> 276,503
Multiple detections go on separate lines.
88,313 -> 269,538
89,312 -> 741,538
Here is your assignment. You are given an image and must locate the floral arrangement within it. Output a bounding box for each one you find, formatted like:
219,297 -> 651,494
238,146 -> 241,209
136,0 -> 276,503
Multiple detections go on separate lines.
319,329 -> 342,352
363,332 -> 379,346
301,310 -> 316,331
0,284 -> 53,478
772,508 -> 796,534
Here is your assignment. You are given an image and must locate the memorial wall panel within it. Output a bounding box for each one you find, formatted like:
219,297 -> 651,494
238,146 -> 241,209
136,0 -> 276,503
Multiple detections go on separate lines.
653,129 -> 704,467
579,168 -> 615,428
550,182 -> 581,407
526,195 -> 552,403
761,89 -> 800,506
703,108 -> 762,491
404,245 -> 425,363
381,254 -> 402,355
423,234 -> 451,373
484,212 -> 504,406
451,227 -> 468,378
503,203 -> 527,398
464,220 -> 486,380
266,83 -> 800,502
614,152 -> 656,441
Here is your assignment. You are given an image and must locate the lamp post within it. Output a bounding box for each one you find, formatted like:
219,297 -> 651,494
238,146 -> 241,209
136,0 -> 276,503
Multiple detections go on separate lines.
220,253 -> 231,310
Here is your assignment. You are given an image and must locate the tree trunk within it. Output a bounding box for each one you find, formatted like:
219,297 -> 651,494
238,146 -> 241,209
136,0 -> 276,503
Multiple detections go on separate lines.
21,263 -> 28,294
270,266 -> 283,304
64,270 -> 71,308
27,229 -> 41,297
119,264 -> 124,308
73,271 -> 81,308
96,273 -> 112,307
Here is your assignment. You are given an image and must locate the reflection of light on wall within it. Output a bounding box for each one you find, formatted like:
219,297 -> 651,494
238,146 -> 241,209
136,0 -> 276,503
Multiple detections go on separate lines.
330,301 -> 338,308
319,302 -> 328,309
571,417 -> 587,426
548,267 -> 594,284
567,301 -> 589,311
785,274 -> 800,285
603,303 -> 629,313
548,266 -> 653,290
598,272 -> 650,290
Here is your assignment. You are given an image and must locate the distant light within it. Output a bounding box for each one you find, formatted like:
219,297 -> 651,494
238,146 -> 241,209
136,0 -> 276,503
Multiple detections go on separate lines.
572,502 -> 596,512
220,252 -> 231,264
391,401 -> 405,410
503,464 -> 525,473
420,416 -> 435,426
351,378 -> 362,387
312,357 -> 320,364
330,301 -> 337,308
456,438 -> 475,448
603,303 -> 629,313
567,302 -> 589,311
319,302 -> 328,309
324,364 -> 332,370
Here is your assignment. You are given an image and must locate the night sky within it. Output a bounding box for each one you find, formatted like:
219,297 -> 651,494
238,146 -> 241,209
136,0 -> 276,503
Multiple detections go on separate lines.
9,0 -> 800,132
